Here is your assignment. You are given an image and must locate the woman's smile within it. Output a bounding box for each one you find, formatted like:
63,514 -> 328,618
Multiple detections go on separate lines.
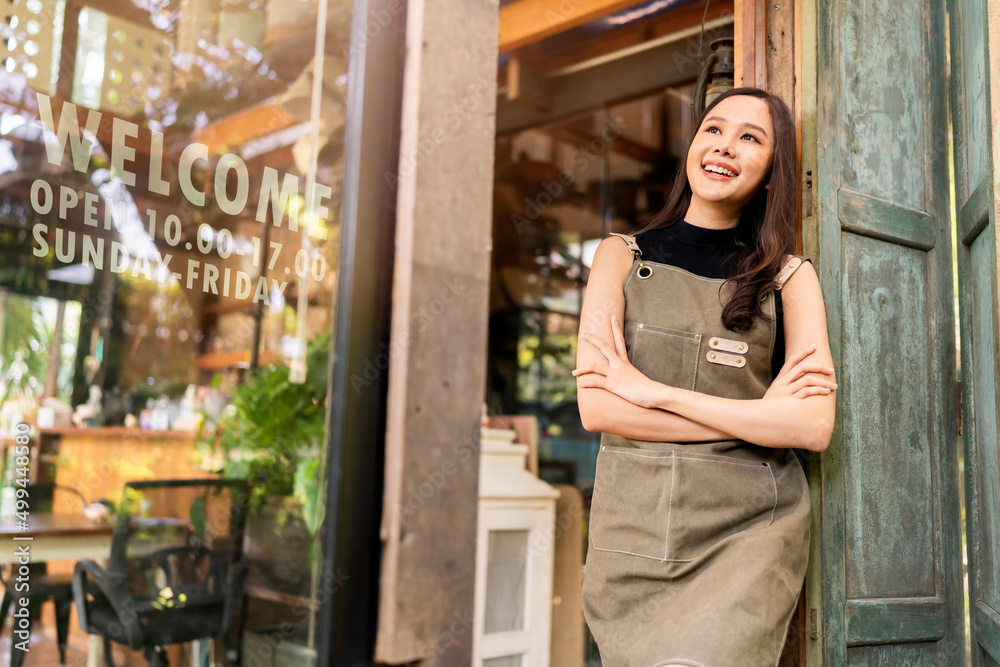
700,159 -> 740,179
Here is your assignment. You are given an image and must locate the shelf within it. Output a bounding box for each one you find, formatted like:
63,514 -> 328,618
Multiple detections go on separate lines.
36,427 -> 196,438
243,583 -> 319,611
196,351 -> 276,371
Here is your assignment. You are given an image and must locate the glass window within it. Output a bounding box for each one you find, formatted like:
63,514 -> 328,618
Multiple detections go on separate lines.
0,0 -> 349,660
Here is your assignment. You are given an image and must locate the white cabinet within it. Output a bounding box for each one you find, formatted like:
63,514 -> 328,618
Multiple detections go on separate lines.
473,427 -> 559,667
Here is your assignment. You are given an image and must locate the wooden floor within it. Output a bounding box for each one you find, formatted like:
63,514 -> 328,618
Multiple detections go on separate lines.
0,605 -> 183,667
0,604 -> 91,667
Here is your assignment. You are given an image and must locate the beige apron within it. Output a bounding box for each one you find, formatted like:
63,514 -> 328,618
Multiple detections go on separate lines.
581,232 -> 812,667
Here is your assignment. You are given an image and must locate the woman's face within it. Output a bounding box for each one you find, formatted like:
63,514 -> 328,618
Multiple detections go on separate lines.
685,95 -> 775,213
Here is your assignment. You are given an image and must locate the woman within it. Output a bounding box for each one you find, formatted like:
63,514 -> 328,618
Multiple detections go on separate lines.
572,87 -> 836,667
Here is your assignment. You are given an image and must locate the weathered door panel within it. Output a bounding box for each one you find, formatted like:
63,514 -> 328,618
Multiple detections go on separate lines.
816,0 -> 966,663
947,0 -> 1000,662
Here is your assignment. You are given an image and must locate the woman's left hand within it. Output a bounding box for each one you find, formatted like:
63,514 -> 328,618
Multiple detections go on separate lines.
572,315 -> 665,409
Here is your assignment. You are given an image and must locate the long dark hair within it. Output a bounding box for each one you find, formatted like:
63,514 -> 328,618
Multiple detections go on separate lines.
632,87 -> 797,331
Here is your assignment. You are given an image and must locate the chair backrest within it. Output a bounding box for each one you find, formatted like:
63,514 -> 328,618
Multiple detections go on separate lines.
26,483 -> 88,514
107,479 -> 249,610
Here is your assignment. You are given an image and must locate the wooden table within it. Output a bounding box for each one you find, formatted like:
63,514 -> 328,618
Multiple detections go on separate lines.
0,513 -> 113,665
0,513 -> 115,564
0,513 -> 191,666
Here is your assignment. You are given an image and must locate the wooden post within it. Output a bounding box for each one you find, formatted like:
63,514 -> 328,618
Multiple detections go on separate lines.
740,0 -> 817,662
990,0 -> 1000,298
374,0 -> 498,663
736,0 -> 767,88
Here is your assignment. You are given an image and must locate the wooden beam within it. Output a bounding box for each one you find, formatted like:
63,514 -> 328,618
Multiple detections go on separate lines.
499,0 -> 651,52
195,102 -> 300,153
499,0 -> 734,81
496,19 -> 726,135
507,46 -> 553,111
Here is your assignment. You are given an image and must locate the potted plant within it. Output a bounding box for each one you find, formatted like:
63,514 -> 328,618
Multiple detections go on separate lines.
196,331 -> 330,603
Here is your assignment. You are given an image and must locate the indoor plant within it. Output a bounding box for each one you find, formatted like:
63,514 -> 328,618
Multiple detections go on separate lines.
196,331 -> 331,593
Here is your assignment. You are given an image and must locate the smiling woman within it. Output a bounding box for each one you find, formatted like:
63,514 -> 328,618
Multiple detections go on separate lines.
573,87 -> 836,666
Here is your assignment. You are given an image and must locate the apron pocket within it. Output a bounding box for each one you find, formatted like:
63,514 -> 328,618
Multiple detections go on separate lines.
629,323 -> 702,391
667,453 -> 778,561
589,446 -> 675,561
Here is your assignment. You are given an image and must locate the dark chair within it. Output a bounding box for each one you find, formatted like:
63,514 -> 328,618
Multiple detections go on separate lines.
0,483 -> 88,666
71,479 -> 248,667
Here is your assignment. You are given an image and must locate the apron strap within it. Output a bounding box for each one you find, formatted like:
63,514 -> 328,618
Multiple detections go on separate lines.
608,232 -> 642,260
775,254 -> 810,289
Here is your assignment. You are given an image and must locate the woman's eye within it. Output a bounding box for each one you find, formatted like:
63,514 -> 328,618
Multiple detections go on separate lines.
705,126 -> 720,134
742,133 -> 759,143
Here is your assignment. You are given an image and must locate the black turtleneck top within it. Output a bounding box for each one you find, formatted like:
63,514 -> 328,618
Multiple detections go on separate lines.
631,219 -> 811,469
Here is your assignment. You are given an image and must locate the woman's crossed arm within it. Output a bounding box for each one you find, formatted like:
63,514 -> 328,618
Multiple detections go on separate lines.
575,237 -> 836,452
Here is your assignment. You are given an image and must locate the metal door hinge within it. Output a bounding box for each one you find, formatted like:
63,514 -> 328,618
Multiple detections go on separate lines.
804,171 -> 813,218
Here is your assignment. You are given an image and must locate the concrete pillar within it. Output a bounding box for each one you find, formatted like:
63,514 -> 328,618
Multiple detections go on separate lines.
375,0 -> 498,664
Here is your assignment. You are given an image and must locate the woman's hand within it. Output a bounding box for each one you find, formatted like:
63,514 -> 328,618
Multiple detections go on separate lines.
572,314 -> 666,409
764,343 -> 837,399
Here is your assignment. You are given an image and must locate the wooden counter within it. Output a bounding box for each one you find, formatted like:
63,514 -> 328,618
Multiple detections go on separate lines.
36,427 -> 213,511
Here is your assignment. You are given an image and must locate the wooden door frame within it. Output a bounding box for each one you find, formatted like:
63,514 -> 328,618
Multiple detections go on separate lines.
952,0 -> 1000,663
736,0 -> 817,664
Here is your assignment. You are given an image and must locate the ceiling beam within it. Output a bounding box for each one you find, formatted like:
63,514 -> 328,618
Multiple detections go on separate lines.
503,0 -> 734,76
496,15 -> 734,135
194,101 -> 300,153
499,0 -> 652,52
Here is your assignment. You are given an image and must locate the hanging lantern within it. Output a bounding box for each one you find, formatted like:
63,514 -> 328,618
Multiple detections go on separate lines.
692,37 -> 736,124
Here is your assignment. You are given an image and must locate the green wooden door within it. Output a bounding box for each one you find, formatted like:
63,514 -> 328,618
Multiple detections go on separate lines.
815,0 -> 967,663
948,0 -> 1000,663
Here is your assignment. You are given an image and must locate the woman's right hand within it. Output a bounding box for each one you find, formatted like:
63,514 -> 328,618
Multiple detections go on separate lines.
764,344 -> 838,399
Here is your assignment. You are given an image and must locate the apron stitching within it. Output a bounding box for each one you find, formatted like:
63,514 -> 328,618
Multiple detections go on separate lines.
664,450 -> 675,560
602,450 -> 675,460
639,329 -> 698,341
624,258 -> 731,283
766,286 -> 776,379
672,454 -> 773,468
766,463 -> 778,525
602,450 -> 774,468
590,545 -> 696,562
692,334 -> 702,389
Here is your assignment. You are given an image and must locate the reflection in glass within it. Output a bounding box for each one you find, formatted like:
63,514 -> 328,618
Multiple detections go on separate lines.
1,0 -> 352,657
